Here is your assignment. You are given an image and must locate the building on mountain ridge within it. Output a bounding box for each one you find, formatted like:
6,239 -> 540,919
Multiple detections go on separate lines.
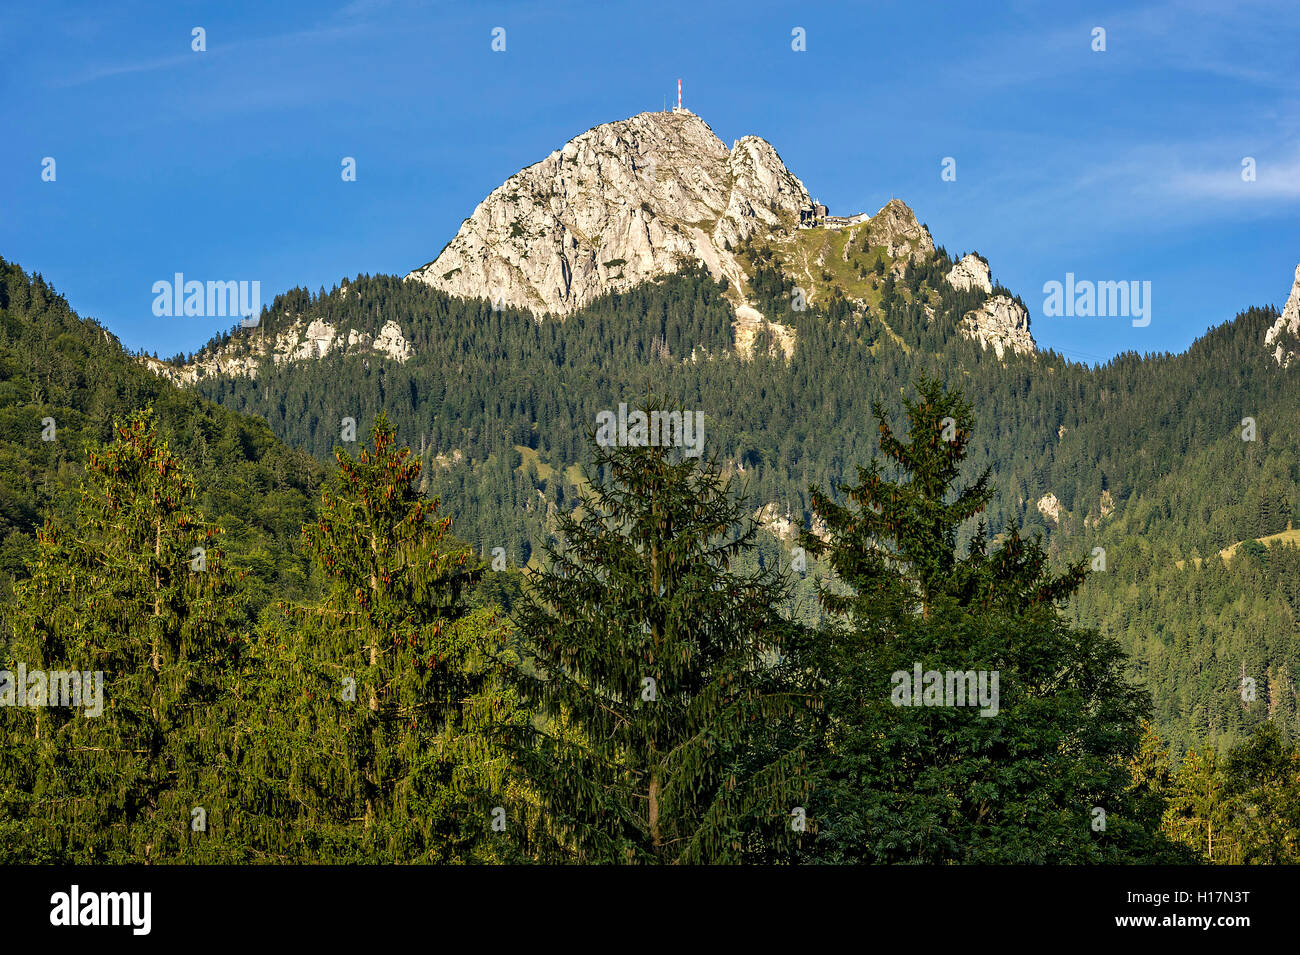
800,200 -> 829,228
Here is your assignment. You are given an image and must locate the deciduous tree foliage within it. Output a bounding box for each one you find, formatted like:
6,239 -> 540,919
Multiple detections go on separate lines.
799,379 -> 1170,863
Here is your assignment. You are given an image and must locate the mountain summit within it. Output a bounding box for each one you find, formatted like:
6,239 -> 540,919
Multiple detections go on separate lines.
406,110 -> 813,315
401,110 -> 996,359
153,111 -> 1047,380
1265,262 -> 1300,367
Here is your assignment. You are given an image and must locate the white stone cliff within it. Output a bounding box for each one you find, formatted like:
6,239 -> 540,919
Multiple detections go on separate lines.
406,110 -> 812,316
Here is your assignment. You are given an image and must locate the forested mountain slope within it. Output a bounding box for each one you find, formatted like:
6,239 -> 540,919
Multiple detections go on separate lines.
2,249 -> 1296,860
0,257 -> 323,614
152,249 -> 1300,755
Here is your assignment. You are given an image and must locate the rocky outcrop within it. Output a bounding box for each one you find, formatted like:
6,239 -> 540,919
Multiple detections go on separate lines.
946,253 -> 992,294
372,320 -> 414,362
733,304 -> 796,360
1264,262 -> 1300,367
754,502 -> 800,542
960,295 -> 1036,359
1037,492 -> 1062,525
947,253 -> 1031,360
863,199 -> 934,272
432,449 -> 465,469
142,350 -> 260,386
402,111 -> 956,364
143,316 -> 413,385
407,110 -> 812,316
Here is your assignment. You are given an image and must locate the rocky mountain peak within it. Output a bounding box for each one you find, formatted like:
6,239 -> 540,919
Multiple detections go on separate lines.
406,110 -> 811,315
960,296 -> 1036,360
946,253 -> 992,293
864,198 -> 934,263
1264,262 -> 1300,367
944,252 -> 1035,359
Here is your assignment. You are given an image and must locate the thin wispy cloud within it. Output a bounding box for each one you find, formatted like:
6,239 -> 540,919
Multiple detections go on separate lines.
52,21 -> 371,89
55,50 -> 197,87
938,0 -> 1300,94
1170,154 -> 1300,200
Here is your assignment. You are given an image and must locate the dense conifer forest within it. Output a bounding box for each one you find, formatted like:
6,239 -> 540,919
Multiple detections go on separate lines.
2,256 -> 1298,863
184,248 -> 1299,755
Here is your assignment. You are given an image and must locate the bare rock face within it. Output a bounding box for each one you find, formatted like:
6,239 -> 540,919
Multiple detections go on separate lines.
1084,488 -> 1115,528
142,351 -> 260,386
946,253 -> 992,294
1264,262 -> 1300,367
406,111 -> 812,315
754,502 -> 800,542
960,295 -> 1036,359
945,251 -> 1036,360
733,304 -> 796,360
371,320 -> 414,362
863,199 -> 934,271
1037,492 -> 1063,525
142,315 -> 413,385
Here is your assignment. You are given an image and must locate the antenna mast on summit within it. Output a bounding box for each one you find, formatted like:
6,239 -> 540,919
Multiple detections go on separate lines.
672,78 -> 689,114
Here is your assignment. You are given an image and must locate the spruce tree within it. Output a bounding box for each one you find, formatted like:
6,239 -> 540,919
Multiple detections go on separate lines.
509,405 -> 814,863
247,412 -> 521,862
0,410 -> 242,862
1122,723 -> 1199,863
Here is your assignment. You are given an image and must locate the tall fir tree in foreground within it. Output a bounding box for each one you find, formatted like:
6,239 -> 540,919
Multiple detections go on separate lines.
243,413 -> 522,862
0,410 -> 243,862
509,405 -> 815,863
799,378 -> 1171,863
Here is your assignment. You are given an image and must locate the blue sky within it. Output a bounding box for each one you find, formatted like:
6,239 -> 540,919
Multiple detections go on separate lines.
4,0 -> 1299,363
